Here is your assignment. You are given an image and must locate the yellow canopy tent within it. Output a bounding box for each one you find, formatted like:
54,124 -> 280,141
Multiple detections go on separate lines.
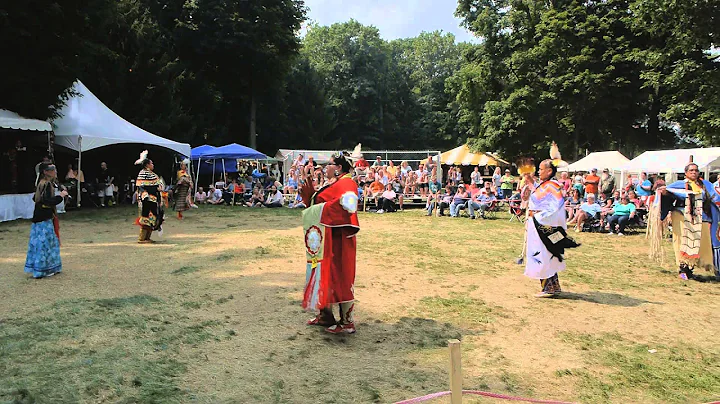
423,145 -> 509,166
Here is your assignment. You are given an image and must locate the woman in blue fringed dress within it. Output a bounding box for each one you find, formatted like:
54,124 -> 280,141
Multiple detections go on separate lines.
25,163 -> 67,279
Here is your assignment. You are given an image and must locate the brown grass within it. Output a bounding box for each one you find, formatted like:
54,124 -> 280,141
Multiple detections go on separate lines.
1,205 -> 719,403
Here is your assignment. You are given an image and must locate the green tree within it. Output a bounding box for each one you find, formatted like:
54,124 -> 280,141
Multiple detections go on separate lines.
175,0 -> 306,149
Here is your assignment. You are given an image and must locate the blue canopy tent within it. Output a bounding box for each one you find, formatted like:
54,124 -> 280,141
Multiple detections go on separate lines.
190,143 -> 268,195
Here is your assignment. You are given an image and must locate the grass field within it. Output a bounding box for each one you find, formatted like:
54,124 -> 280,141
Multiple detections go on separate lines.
1,205 -> 719,403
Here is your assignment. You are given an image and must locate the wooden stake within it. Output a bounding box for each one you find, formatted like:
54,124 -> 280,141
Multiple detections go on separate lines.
449,339 -> 462,404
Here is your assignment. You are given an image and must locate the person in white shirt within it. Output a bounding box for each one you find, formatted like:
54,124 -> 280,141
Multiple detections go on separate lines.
471,166 -> 483,187
208,186 -> 224,205
195,187 -> 208,204
376,184 -> 397,214
262,185 -> 284,208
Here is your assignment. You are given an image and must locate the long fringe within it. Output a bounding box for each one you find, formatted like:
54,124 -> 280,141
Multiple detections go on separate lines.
646,192 -> 665,264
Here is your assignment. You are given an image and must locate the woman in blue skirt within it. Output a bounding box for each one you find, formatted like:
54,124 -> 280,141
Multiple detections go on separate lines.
25,163 -> 67,279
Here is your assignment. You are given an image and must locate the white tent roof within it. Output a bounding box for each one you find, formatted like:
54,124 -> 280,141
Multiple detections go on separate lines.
564,150 -> 629,172
621,147 -> 720,173
0,109 -> 52,132
52,80 -> 190,156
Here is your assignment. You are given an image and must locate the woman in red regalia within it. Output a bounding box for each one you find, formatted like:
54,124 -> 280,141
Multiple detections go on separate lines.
299,152 -> 360,335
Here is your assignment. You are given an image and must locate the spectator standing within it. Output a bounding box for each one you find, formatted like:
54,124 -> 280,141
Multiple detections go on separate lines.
96,162 -> 115,207
572,172 -> 585,197
607,195 -> 636,236
471,166 -> 483,187
500,169 -> 515,199
584,168 -> 600,198
635,172 -> 652,198
558,171 -> 572,194
492,167 -> 502,192
599,168 -> 615,200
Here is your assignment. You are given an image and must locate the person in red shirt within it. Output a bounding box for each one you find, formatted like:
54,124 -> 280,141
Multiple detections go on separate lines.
584,168 -> 600,197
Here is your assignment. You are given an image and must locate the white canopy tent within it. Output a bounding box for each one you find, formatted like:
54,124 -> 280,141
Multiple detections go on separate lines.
619,147 -> 720,189
52,80 -> 191,206
0,109 -> 52,132
621,147 -> 720,174
562,151 -> 630,172
0,110 -> 55,222
53,80 -> 190,156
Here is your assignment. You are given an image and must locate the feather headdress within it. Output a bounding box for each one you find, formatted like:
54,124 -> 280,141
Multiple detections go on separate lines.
349,143 -> 363,161
135,150 -> 149,166
549,142 -> 568,167
516,157 -> 536,176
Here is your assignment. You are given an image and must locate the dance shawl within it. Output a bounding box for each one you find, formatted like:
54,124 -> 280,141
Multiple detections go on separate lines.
301,174 -> 360,310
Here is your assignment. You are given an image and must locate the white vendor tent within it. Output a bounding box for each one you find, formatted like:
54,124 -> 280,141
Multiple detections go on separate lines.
564,150 -> 629,172
52,80 -> 190,206
53,80 -> 190,156
0,109 -> 52,132
0,110 -> 55,222
621,147 -> 720,175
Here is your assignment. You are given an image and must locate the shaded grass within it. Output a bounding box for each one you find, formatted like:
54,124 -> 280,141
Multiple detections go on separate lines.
557,332 -> 720,403
0,295 -> 223,403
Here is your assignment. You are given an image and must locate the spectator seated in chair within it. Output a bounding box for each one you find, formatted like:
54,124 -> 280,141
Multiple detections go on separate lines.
376,184 -> 397,214
565,188 -> 582,223
606,195 -> 636,236
467,181 -> 497,219
600,190 -> 620,227
568,193 -> 602,232
435,185 -> 454,216
450,184 -> 469,217
366,177 -> 385,207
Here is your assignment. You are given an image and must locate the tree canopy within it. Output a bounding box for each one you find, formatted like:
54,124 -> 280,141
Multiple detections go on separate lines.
2,0 -> 718,158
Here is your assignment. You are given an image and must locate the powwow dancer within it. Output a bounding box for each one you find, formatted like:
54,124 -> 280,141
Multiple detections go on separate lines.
524,144 -> 580,297
174,159 -> 194,219
649,160 -> 720,280
299,151 -> 360,334
135,151 -> 165,244
25,163 -> 68,279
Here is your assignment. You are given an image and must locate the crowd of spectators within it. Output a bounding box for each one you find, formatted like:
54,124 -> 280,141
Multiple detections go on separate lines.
187,154 -> 679,237
557,168 -> 660,235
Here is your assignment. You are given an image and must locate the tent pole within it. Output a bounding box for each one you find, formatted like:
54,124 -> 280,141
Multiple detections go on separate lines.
212,159 -> 216,186
77,136 -> 82,207
194,159 -> 201,200
222,158 -> 226,184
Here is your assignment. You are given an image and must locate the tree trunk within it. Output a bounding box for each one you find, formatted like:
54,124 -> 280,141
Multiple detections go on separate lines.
647,92 -> 660,143
249,94 -> 257,149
